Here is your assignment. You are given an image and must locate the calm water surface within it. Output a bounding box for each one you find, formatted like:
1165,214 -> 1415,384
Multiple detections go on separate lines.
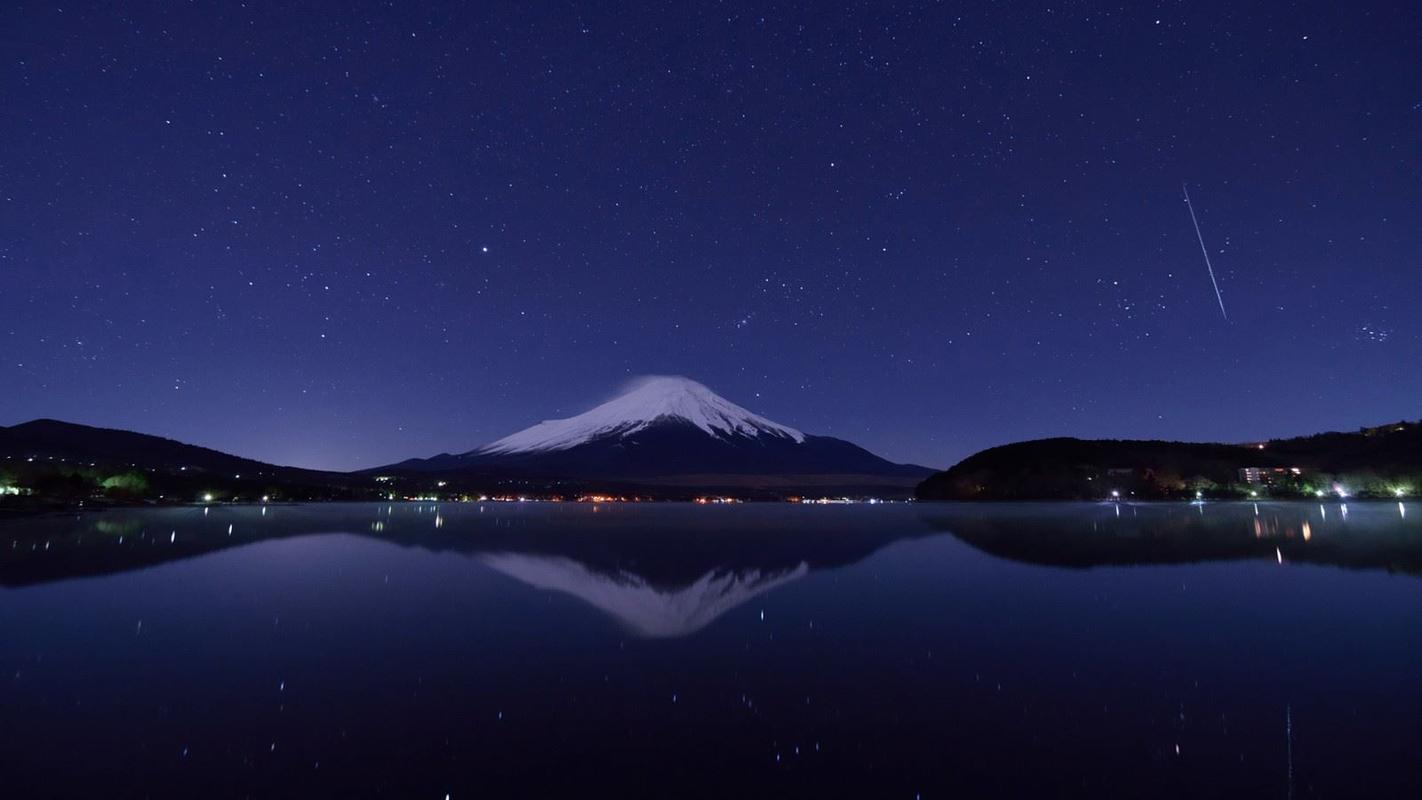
2,501 -> 1421,798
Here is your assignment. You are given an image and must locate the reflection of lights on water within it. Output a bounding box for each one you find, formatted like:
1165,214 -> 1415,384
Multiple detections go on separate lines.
261,506 -> 267,516
1319,505 -> 1326,520
227,524 -> 233,536
1402,503 -> 1408,519
435,514 -> 444,529
1302,521 -> 1312,541
1253,503 -> 1259,516
1276,547 -> 1283,564
1341,504 -> 1349,521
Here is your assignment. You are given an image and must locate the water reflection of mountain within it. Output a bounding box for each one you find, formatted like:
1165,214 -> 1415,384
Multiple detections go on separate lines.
11,502 -> 1419,637
928,501 -> 1422,575
0,503 -> 932,636
480,553 -> 808,637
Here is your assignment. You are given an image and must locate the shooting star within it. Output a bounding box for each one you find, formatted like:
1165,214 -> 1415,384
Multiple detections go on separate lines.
1182,183 -> 1229,321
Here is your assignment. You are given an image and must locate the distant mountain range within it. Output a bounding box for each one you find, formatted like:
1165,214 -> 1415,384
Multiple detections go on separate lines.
372,376 -> 932,491
1,377 -> 931,501
6,381 -> 1418,504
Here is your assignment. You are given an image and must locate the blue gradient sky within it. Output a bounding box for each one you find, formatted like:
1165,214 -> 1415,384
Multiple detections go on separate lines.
3,1 -> 1418,470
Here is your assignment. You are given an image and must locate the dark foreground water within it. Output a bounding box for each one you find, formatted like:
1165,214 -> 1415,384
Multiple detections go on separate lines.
3,501 -> 1421,798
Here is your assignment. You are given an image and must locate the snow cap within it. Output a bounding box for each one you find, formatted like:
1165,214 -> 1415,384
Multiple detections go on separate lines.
477,375 -> 805,455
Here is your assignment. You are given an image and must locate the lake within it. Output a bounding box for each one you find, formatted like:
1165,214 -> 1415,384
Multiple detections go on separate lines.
3,500 -> 1420,797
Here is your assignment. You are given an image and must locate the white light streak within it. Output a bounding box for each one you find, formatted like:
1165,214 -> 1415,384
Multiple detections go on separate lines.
1182,183 -> 1229,321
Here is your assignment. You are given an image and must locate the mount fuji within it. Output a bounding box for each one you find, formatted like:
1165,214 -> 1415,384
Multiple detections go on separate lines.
380,376 -> 931,490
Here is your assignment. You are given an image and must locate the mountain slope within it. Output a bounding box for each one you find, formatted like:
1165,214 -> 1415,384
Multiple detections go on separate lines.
380,376 -> 931,484
0,419 -> 292,475
915,420 -> 1422,500
479,375 -> 804,455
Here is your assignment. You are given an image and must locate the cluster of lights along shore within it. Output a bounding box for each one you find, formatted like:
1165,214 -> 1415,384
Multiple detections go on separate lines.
361,494 -> 901,505
2,464 -> 1413,506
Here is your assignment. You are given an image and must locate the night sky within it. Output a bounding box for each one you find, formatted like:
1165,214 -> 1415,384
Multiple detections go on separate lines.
3,2 -> 1419,471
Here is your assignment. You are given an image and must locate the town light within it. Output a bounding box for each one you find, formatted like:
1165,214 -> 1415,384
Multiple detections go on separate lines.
202,493 -> 214,503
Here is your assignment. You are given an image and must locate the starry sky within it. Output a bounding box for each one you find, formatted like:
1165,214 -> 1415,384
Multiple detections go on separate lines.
3,1 -> 1419,471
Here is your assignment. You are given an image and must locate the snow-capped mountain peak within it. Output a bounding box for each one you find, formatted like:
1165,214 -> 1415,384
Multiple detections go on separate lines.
475,375 -> 805,456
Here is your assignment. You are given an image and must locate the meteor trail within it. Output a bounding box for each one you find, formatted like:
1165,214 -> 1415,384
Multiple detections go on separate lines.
1182,183 -> 1229,321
